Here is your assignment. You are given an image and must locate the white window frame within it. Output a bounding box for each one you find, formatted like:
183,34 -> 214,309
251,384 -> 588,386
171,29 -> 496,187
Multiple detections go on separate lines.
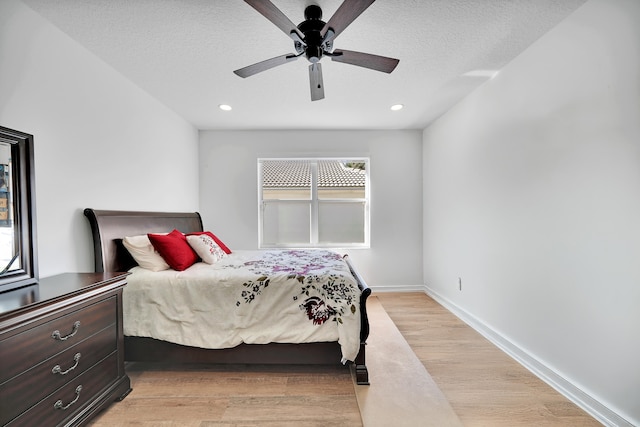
258,157 -> 370,249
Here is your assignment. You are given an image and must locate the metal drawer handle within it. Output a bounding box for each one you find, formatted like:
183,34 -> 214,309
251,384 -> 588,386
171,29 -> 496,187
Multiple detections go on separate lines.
53,385 -> 82,410
52,353 -> 81,375
51,321 -> 81,341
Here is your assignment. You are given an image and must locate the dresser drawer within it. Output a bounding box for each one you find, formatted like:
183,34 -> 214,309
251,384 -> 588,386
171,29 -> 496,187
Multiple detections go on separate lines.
0,325 -> 116,426
6,351 -> 119,427
0,296 -> 116,384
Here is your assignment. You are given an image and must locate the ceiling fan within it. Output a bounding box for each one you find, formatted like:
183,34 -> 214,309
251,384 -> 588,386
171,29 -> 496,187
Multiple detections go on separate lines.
234,0 -> 399,101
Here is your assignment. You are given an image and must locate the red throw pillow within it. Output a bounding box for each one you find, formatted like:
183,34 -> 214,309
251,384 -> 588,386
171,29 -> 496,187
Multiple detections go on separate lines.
148,229 -> 198,271
187,231 -> 232,254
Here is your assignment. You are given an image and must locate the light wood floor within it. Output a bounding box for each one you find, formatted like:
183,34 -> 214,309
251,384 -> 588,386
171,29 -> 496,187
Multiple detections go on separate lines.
89,363 -> 361,426
89,293 -> 601,426
377,292 -> 601,426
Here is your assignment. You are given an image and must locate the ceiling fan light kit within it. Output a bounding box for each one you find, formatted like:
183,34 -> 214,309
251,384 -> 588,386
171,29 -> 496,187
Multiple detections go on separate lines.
234,0 -> 399,101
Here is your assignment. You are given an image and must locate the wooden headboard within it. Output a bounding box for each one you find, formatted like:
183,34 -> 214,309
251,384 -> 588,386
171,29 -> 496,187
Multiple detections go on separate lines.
84,208 -> 204,273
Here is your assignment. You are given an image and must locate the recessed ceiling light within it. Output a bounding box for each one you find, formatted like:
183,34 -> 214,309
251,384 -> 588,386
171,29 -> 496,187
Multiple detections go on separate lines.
390,104 -> 404,111
219,104 -> 232,111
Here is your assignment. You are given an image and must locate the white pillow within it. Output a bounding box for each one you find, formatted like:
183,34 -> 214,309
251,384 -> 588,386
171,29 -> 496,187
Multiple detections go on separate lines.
122,234 -> 170,271
186,234 -> 227,264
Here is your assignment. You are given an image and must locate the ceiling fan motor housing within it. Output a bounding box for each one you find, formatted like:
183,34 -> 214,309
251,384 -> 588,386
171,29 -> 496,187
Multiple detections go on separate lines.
298,5 -> 326,63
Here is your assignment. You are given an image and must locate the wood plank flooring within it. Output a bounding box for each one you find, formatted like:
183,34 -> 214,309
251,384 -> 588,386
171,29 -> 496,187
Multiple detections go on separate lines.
88,292 -> 601,426
89,364 -> 362,426
377,292 -> 602,427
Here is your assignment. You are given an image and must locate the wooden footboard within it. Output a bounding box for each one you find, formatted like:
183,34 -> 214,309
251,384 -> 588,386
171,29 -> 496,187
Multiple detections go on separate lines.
344,254 -> 372,385
84,208 -> 372,385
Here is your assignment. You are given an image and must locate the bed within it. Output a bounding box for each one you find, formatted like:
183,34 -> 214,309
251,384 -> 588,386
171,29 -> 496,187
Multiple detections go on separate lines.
83,208 -> 371,384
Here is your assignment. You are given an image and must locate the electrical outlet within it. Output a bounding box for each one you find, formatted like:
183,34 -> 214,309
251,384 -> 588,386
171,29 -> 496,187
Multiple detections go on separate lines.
458,277 -> 462,291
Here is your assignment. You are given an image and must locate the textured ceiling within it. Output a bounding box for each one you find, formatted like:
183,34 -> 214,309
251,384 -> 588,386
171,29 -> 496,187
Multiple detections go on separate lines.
22,0 -> 587,130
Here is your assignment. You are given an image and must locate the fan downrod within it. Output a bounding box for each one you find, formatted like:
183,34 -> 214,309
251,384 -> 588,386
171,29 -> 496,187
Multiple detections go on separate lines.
304,4 -> 322,20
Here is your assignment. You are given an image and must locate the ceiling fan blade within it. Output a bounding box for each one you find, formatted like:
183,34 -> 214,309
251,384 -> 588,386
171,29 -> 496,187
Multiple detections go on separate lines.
234,53 -> 299,78
244,0 -> 303,40
331,49 -> 399,73
309,63 -> 325,101
321,0 -> 376,40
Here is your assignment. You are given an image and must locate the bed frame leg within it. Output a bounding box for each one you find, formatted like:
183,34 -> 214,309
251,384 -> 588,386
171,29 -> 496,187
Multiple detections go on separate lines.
354,342 -> 369,385
355,364 -> 369,385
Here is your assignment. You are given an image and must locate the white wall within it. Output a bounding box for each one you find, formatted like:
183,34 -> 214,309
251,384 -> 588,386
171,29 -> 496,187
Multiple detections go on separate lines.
0,0 -> 199,276
199,130 -> 423,289
422,0 -> 640,425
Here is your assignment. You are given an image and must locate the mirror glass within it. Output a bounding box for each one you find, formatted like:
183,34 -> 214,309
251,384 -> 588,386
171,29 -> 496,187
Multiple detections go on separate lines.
0,142 -> 19,271
0,126 -> 37,292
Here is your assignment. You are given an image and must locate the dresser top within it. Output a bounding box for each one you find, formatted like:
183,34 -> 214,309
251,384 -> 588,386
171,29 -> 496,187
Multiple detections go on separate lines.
0,272 -> 128,319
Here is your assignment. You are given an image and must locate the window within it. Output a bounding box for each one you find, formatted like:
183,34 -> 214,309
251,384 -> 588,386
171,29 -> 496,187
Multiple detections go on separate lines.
258,158 -> 369,248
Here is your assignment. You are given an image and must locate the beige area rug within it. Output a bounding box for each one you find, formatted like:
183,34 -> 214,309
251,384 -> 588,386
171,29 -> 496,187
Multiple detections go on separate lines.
354,296 -> 462,426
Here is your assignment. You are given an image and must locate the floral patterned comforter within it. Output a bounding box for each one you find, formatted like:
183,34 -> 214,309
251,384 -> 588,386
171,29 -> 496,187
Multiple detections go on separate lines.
123,250 -> 362,362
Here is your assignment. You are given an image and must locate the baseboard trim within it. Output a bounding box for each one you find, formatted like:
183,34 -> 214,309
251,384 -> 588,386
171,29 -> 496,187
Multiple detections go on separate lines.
369,284 -> 426,293
422,285 -> 634,427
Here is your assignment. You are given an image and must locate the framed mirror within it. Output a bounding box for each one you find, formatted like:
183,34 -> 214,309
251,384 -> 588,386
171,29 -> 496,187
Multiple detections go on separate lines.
0,126 -> 37,292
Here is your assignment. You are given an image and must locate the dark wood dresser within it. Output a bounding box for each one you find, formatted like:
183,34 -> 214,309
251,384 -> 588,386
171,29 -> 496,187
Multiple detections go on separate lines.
0,273 -> 131,426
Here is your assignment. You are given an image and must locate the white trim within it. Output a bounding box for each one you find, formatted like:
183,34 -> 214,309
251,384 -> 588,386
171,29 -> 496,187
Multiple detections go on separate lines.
257,161 -> 264,248
310,161 -> 319,244
369,284 -> 426,293
257,157 -> 370,248
422,284 -> 635,427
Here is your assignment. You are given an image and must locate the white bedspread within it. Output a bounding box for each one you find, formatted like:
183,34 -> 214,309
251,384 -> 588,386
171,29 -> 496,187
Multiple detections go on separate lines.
123,249 -> 362,362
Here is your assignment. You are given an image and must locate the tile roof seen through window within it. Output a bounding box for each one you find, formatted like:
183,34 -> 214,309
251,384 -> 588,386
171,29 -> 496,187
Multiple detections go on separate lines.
262,161 -> 365,188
